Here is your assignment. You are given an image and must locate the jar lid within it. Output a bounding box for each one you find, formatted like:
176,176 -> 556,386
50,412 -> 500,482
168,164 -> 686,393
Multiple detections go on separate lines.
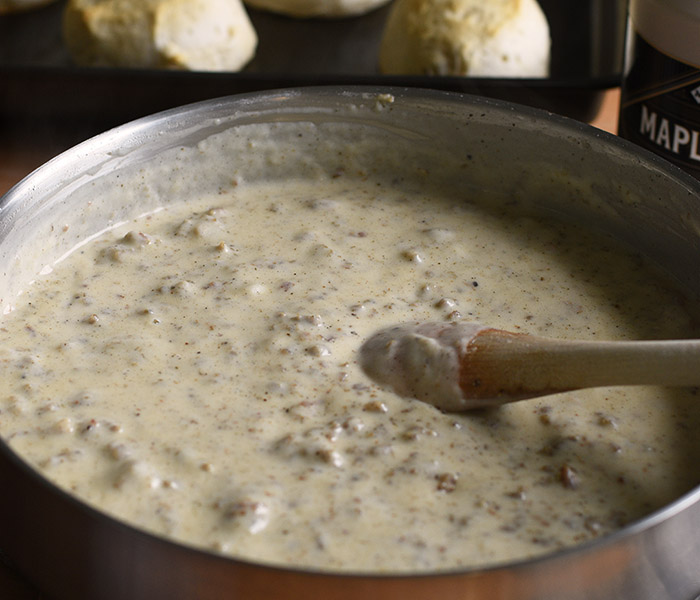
668,0 -> 700,19
630,0 -> 700,66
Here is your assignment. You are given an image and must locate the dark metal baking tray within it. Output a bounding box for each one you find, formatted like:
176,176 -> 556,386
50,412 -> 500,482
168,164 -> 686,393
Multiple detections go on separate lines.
0,0 -> 624,134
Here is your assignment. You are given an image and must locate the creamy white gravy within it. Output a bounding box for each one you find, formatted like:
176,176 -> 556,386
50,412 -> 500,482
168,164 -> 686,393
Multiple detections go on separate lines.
1,158 -> 700,573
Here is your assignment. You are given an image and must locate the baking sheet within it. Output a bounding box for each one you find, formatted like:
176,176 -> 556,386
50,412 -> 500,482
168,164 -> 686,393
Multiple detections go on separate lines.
0,0 -> 625,126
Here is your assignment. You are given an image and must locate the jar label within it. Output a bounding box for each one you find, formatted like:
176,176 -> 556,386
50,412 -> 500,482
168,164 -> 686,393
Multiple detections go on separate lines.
619,30 -> 700,178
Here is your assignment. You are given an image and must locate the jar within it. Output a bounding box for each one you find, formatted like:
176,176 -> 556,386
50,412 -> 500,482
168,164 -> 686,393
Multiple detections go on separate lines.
618,0 -> 700,178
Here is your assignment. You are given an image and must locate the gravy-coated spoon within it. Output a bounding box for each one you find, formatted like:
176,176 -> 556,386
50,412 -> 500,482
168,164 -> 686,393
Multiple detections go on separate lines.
359,321 -> 700,411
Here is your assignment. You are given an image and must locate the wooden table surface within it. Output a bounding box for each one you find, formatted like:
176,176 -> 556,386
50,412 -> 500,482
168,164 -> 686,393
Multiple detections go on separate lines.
0,87 -> 621,598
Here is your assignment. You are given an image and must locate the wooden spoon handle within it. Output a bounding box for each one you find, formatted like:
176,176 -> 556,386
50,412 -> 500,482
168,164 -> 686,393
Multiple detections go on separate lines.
359,321 -> 700,411
463,329 -> 700,401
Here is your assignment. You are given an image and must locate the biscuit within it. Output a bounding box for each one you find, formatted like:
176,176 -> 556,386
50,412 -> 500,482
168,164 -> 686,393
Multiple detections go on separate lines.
379,0 -> 550,77
243,0 -> 392,18
63,0 -> 257,71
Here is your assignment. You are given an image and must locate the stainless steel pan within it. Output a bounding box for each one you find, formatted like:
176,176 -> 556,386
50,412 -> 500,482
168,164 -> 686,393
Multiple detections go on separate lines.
1,87 -> 699,600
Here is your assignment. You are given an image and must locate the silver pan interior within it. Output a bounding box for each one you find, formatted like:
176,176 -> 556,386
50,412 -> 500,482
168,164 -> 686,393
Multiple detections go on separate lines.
1,87 -> 699,600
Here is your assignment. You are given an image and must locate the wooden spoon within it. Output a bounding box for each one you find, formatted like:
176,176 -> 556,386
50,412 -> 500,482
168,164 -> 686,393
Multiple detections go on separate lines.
359,321 -> 700,411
